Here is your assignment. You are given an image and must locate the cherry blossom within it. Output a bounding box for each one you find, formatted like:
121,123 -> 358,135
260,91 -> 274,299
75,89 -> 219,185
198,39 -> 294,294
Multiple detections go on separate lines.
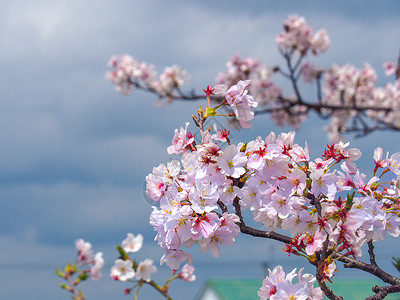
259,266 -> 323,300
383,61 -> 397,76
75,238 -> 93,264
179,264 -> 196,282
90,252 -> 104,280
122,233 -> 143,253
102,14 -> 400,300
135,259 -> 157,282
110,259 -> 135,282
216,144 -> 247,178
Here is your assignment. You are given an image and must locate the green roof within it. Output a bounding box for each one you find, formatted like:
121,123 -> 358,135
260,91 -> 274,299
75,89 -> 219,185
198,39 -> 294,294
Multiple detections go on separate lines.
196,279 -> 262,300
195,278 -> 400,300
327,279 -> 400,300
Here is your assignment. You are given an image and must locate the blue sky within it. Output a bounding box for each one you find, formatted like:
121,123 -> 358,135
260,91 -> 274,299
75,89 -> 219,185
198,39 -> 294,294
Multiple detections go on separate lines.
1,1 -> 400,299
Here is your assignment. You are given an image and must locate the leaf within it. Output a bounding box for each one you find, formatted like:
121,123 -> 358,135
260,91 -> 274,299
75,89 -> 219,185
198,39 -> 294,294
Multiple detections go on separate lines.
59,283 -> 70,291
76,271 -> 89,283
345,191 -> 355,211
116,244 -> 129,260
392,257 -> 400,273
55,268 -> 65,278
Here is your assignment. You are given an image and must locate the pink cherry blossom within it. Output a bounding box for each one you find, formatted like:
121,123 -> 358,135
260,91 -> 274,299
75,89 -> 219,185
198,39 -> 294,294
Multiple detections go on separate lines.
110,259 -> 135,281
179,264 -> 196,282
75,238 -> 93,264
122,233 -> 143,253
383,61 -> 396,76
216,144 -> 247,178
135,259 -> 157,282
167,122 -> 195,155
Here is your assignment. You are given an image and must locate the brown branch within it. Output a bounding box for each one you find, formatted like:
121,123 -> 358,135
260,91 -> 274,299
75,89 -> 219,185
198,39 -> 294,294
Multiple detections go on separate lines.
338,255 -> 400,286
230,193 -> 292,244
316,273 -> 343,300
366,285 -> 400,300
285,52 -> 305,104
239,225 -> 292,244
130,71 -> 400,138
145,280 -> 174,300
232,196 -> 244,224
217,200 -> 228,214
368,240 -> 378,266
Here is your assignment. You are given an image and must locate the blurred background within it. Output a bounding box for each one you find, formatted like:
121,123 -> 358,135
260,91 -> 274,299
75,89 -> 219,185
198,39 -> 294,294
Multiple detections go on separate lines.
1,0 -> 400,299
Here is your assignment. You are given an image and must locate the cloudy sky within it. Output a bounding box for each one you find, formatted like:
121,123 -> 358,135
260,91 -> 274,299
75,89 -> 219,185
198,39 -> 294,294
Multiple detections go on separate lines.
1,1 -> 400,299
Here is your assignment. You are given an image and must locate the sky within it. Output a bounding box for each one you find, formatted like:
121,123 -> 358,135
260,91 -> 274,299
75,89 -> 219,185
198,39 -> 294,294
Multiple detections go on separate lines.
1,1 -> 400,299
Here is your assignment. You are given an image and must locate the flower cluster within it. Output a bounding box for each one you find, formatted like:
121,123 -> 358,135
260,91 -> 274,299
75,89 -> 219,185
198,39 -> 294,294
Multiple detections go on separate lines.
106,54 -> 187,98
146,134 -> 243,268
215,53 -> 282,107
110,233 -> 196,297
258,266 -> 324,300
277,14 -> 330,56
147,119 -> 400,280
214,79 -> 258,128
323,63 -> 400,141
106,54 -> 156,94
300,62 -> 322,84
110,233 -> 158,282
75,238 -> 105,280
383,61 -> 398,77
56,239 -> 105,299
107,16 -> 400,140
104,17 -> 326,133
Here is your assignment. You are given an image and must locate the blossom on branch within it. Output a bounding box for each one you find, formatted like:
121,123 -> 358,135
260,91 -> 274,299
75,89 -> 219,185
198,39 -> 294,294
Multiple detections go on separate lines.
146,120 -> 400,278
277,14 -> 329,56
135,259 -> 157,282
258,266 -> 323,300
122,233 -> 143,253
179,263 -> 196,282
110,259 -> 135,281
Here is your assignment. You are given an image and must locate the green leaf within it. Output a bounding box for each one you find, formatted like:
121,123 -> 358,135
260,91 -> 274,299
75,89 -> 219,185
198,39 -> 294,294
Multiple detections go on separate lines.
392,257 -> 400,273
55,268 -> 65,278
116,244 -> 129,260
77,271 -> 89,282
59,283 -> 70,291
345,191 -> 355,211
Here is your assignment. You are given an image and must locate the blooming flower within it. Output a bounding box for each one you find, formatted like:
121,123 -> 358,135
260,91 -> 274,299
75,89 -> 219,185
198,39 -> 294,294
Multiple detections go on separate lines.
122,233 -> 143,253
259,266 -> 323,300
271,280 -> 309,300
217,144 -> 247,178
75,238 -> 93,264
167,122 -> 195,155
135,259 -> 157,282
179,264 -> 196,282
160,250 -> 193,270
224,80 -> 258,128
90,252 -> 104,280
110,259 -> 135,281
310,169 -> 338,199
383,61 -> 396,76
